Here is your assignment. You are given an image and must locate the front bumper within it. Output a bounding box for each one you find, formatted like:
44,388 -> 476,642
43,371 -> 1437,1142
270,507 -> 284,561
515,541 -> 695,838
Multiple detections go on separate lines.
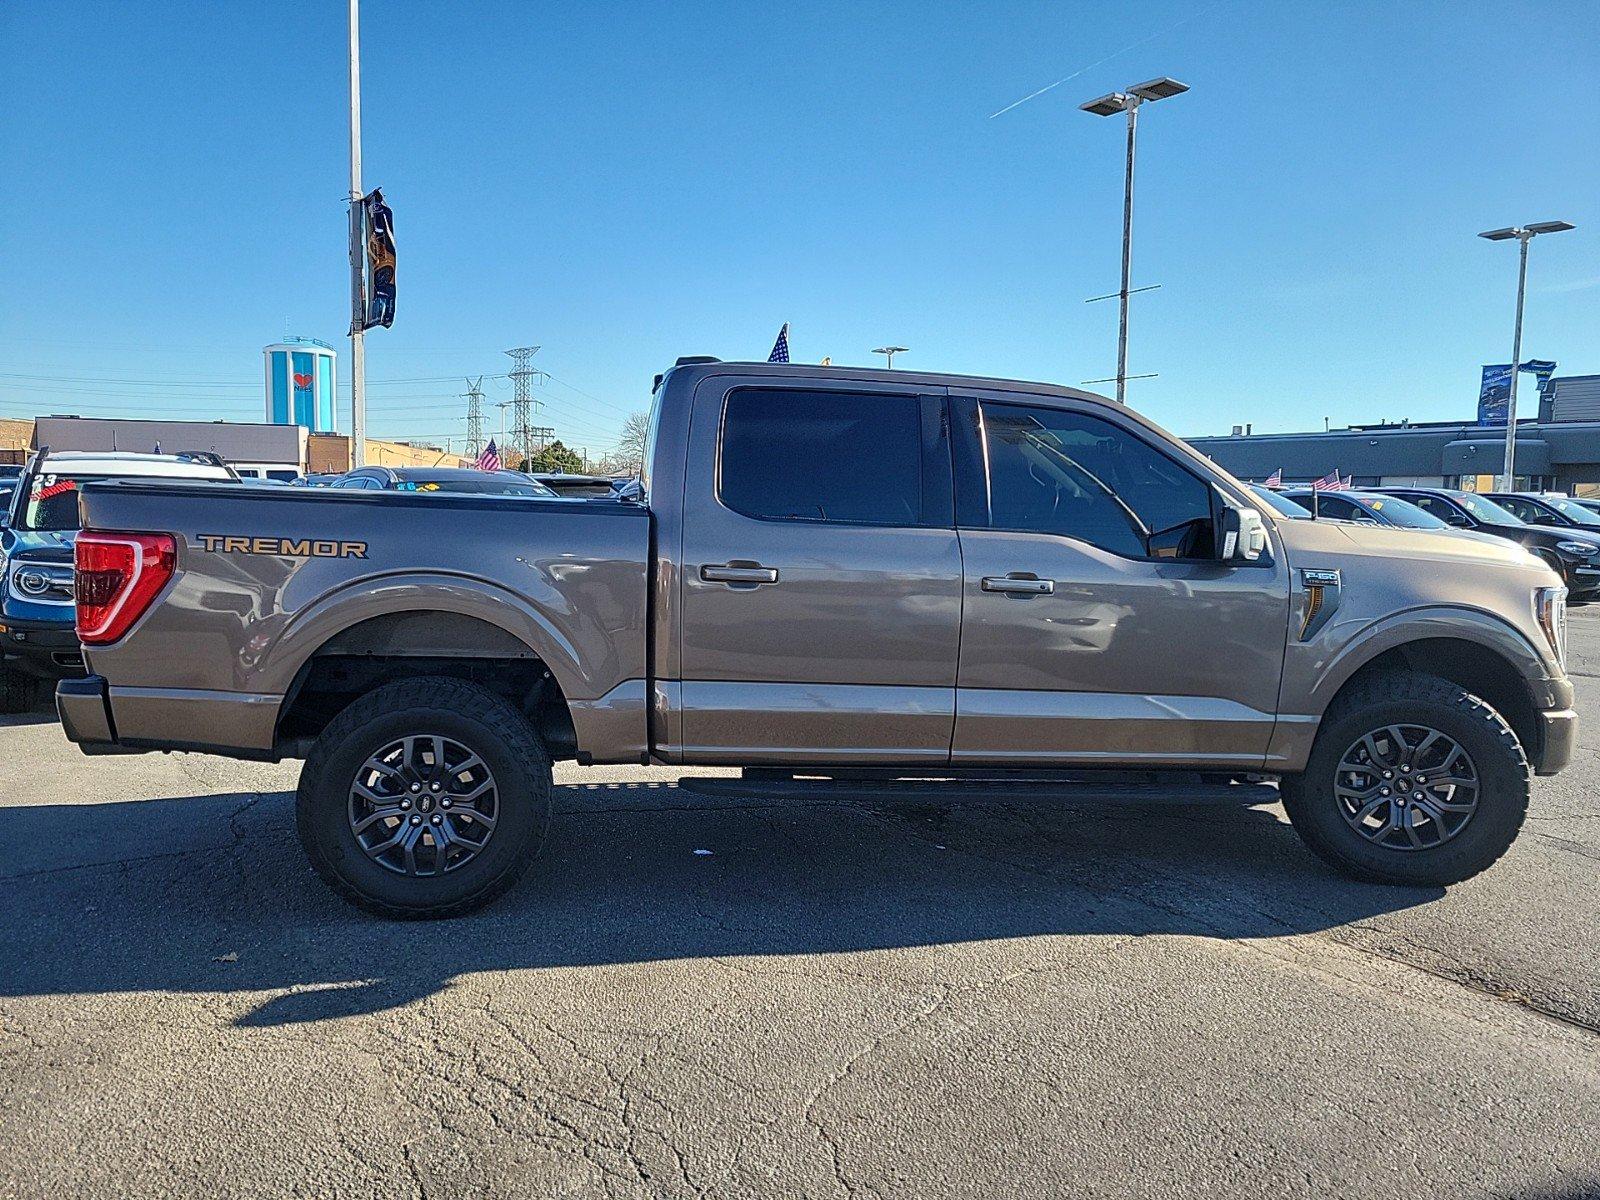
1,616 -> 85,681
1532,706 -> 1578,776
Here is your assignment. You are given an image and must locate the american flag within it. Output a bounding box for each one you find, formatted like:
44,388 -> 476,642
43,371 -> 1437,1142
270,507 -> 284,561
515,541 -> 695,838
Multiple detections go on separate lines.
1312,469 -> 1349,492
767,323 -> 790,363
1263,467 -> 1283,488
475,439 -> 501,472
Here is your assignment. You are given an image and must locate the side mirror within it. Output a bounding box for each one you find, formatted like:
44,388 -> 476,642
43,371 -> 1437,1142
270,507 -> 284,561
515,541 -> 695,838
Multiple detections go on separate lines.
1220,502 -> 1268,563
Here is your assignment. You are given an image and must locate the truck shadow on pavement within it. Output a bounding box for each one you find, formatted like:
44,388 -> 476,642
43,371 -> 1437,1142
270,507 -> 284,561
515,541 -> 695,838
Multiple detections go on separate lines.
1,780 -> 1443,1026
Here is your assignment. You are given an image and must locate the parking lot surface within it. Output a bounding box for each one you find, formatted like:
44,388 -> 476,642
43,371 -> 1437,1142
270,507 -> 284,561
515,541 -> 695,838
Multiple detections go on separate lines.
4,625 -> 1600,1199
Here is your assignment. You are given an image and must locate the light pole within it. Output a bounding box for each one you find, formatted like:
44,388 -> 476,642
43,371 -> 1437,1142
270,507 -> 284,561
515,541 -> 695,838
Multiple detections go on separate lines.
1080,77 -> 1188,405
346,0 -> 367,466
1479,220 -> 1575,489
496,400 -> 512,450
872,346 -> 909,369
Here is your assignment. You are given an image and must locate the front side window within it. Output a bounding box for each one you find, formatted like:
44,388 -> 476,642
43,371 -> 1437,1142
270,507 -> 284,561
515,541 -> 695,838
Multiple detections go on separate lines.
977,403 -> 1214,559
719,388 -> 923,525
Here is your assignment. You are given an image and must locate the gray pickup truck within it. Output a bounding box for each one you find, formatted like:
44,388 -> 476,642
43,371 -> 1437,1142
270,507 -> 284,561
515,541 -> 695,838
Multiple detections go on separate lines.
58,360 -> 1576,917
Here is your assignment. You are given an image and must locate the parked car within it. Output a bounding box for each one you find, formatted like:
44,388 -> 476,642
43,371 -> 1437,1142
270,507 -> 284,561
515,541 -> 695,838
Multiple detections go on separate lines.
1486,492 -> 1600,534
330,466 -> 558,497
1279,488 -> 1452,530
491,470 -> 562,497
1245,483 -> 1310,518
0,450 -> 235,711
295,473 -> 343,487
57,360 -> 1579,916
1565,496 -> 1600,517
528,472 -> 622,498
1378,486 -> 1600,602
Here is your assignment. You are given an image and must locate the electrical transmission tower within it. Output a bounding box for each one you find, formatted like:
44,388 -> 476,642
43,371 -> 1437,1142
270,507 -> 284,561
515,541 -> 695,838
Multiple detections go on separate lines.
463,376 -> 486,460
504,345 -> 545,468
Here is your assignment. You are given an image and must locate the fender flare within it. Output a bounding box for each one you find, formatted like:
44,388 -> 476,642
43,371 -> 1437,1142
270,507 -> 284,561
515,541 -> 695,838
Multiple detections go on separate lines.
258,571 -> 602,705
1300,603 -> 1556,717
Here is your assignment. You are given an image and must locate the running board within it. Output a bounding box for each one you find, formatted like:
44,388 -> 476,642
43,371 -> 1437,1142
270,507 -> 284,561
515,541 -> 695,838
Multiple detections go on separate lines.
675,770 -> 1279,806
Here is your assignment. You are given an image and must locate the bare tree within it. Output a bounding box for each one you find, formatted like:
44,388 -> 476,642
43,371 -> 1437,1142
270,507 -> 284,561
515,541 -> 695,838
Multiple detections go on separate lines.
616,410 -> 650,476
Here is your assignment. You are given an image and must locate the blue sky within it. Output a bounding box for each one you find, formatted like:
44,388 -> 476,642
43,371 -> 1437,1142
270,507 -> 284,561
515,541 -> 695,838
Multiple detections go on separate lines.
2,1 -> 1597,454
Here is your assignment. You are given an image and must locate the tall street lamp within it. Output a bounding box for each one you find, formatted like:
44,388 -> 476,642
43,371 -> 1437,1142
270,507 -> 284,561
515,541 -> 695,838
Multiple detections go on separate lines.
1479,220 -> 1575,489
872,346 -> 909,369
1081,77 -> 1188,405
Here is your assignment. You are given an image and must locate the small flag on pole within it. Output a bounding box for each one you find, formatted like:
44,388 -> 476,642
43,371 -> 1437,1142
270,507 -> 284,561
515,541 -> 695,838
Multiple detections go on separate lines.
1263,467 -> 1282,488
475,439 -> 501,472
767,323 -> 790,363
1312,469 -> 1348,492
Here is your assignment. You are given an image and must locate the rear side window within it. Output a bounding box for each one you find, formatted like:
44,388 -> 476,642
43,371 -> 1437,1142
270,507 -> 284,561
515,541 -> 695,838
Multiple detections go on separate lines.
719,388 -> 923,525
976,403 -> 1214,559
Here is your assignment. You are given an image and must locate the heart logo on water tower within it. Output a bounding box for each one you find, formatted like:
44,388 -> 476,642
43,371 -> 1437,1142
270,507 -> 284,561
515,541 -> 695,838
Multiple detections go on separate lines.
292,373 -> 313,390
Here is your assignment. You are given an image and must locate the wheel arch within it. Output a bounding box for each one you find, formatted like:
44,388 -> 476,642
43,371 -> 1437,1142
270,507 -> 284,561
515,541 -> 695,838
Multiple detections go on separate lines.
1269,607 -> 1558,774
273,607 -> 579,759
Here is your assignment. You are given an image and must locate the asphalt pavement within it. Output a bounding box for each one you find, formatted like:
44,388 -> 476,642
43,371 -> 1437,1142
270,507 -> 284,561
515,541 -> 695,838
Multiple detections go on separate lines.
3,623 -> 1599,1199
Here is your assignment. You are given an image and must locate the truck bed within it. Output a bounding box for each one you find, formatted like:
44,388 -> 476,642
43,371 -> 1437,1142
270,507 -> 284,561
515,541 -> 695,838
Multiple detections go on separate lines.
64,481 -> 653,762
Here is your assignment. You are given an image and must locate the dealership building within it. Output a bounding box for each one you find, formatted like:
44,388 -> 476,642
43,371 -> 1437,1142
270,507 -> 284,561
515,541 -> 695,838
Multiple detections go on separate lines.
1189,373 -> 1600,495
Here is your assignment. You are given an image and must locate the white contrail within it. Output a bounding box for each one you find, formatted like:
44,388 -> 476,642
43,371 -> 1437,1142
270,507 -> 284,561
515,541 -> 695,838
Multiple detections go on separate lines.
988,5 -> 1220,119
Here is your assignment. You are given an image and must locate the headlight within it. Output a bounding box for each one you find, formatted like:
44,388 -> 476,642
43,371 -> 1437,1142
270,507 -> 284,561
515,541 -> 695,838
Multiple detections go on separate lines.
1536,586 -> 1568,670
1556,541 -> 1597,556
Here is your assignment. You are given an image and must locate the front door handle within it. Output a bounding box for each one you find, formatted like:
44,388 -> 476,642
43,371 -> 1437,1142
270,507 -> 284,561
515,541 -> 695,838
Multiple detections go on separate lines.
982,574 -> 1054,596
702,564 -> 779,585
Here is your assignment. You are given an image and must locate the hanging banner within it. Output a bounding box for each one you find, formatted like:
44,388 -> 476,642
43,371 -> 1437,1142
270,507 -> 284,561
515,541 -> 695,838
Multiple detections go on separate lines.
1477,360 -> 1559,426
362,188 -> 396,330
1476,364 -> 1512,426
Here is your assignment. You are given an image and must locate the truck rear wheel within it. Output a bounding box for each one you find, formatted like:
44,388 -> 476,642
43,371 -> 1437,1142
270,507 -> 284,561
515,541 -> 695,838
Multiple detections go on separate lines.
1280,671 -> 1529,886
296,679 -> 553,919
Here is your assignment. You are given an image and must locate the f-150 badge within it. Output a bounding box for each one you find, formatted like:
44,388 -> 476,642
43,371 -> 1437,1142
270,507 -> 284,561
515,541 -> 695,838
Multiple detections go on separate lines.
197,534 -> 368,559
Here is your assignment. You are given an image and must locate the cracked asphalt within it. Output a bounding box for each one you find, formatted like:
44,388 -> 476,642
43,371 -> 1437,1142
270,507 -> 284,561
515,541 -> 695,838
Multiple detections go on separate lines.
4,625 -> 1600,1198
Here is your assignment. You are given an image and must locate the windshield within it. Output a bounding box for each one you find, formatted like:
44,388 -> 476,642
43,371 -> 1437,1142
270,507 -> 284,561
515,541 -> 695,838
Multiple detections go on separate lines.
1456,493 -> 1525,527
17,474 -> 107,532
1359,494 -> 1449,529
395,478 -> 551,496
1247,485 -> 1308,518
1540,496 -> 1600,526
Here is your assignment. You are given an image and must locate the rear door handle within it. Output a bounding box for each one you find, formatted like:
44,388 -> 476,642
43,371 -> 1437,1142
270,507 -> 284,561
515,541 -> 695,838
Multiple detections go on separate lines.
702,564 -> 779,585
982,574 -> 1054,595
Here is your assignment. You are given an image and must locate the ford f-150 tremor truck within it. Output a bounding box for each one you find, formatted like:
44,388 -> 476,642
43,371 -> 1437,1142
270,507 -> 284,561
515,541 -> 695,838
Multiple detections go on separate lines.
57,360 -> 1576,917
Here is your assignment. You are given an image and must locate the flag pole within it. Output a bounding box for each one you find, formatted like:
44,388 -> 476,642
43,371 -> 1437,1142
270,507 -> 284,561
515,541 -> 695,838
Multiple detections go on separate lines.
346,0 -> 367,468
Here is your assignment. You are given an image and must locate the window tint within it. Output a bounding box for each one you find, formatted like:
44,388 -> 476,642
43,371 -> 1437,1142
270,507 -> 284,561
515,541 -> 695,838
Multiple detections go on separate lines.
977,403 -> 1213,558
720,388 -> 923,524
1409,494 -> 1466,524
1318,496 -> 1366,521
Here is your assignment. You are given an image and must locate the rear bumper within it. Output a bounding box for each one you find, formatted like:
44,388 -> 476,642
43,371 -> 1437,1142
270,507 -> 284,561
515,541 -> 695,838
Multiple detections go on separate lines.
1,618 -> 85,681
1532,707 -> 1578,776
56,674 -> 283,760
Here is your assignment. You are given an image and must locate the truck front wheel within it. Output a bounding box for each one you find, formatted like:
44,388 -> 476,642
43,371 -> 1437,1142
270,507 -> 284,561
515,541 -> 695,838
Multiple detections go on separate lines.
296,679 -> 553,919
1280,671 -> 1529,886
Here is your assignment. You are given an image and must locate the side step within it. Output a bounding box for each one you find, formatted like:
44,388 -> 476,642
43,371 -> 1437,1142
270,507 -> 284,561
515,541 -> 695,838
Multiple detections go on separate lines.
676,768 -> 1279,807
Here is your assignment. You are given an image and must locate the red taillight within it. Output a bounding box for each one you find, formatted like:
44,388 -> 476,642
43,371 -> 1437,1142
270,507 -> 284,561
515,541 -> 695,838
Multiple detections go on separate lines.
75,532 -> 177,645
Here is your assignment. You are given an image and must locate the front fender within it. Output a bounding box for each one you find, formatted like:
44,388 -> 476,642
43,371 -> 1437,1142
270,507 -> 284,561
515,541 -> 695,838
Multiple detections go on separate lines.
1263,603 -> 1565,774
1295,604 -> 1560,717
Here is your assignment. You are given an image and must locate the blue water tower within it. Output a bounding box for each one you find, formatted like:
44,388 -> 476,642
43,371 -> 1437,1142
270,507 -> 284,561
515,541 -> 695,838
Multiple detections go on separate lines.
263,337 -> 337,431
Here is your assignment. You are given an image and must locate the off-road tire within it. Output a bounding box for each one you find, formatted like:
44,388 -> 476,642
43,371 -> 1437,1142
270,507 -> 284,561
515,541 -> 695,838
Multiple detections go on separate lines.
1280,671 -> 1529,886
296,679 -> 553,919
0,668 -> 38,715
